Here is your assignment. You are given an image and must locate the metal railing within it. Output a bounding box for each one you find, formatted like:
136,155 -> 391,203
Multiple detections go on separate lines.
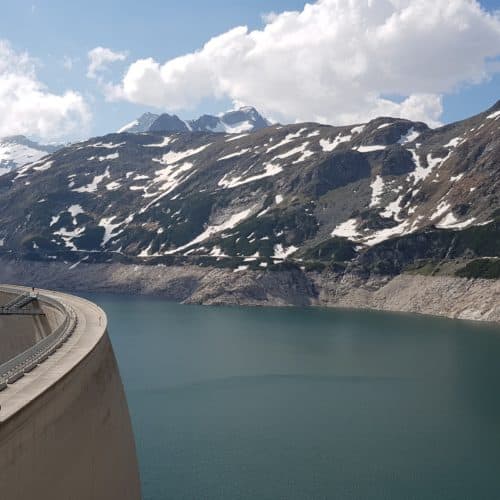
0,289 -> 78,391
0,293 -> 39,315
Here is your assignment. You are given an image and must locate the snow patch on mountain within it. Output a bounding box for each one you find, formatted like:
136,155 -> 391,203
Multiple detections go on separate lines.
218,148 -> 251,161
90,141 -> 126,149
486,110 -> 500,120
273,243 -> 298,259
332,219 -> 360,238
398,127 -> 420,144
32,160 -> 53,172
436,214 -> 476,230
165,206 -> 256,254
363,221 -> 412,246
356,145 -> 386,153
0,136 -> 60,174
369,176 -> 385,208
218,162 -> 282,189
443,137 -> 463,148
73,167 -> 111,193
320,134 -> 352,152
68,205 -> 84,224
154,144 -> 210,165
143,136 -> 176,148
275,142 -> 309,160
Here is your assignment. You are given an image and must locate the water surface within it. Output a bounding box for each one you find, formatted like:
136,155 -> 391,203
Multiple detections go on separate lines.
88,294 -> 500,500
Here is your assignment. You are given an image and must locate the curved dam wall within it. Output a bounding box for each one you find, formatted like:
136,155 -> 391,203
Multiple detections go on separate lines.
0,287 -> 141,500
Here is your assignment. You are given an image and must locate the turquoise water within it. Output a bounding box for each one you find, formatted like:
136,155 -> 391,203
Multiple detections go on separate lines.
88,294 -> 500,500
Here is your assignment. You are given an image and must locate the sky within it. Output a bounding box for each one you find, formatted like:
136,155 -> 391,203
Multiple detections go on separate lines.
0,0 -> 499,142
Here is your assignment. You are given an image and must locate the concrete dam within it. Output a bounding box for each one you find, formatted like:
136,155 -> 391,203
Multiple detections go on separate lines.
0,285 -> 141,499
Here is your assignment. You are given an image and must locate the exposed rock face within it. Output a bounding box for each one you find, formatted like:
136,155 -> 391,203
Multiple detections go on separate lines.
149,113 -> 191,133
0,258 -> 497,323
311,272 -> 500,322
187,267 -> 316,306
310,150 -> 372,195
117,112 -> 160,133
380,146 -> 415,176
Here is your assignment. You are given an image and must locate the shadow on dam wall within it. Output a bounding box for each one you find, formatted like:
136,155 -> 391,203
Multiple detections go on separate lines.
0,290 -> 141,500
0,292 -> 65,365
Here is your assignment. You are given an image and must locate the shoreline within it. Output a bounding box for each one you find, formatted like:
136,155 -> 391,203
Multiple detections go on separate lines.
0,258 -> 498,324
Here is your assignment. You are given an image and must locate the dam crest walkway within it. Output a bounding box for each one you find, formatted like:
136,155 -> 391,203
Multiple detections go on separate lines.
0,285 -> 107,422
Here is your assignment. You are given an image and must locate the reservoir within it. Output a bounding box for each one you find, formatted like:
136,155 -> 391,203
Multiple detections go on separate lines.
89,294 -> 500,500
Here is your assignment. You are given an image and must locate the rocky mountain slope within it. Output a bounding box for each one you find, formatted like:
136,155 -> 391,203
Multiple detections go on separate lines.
0,136 -> 61,175
118,106 -> 270,134
0,101 -> 498,284
117,112 -> 159,134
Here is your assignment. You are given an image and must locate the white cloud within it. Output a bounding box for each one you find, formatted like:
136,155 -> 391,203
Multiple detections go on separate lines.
0,40 -> 90,140
108,0 -> 500,126
87,46 -> 127,79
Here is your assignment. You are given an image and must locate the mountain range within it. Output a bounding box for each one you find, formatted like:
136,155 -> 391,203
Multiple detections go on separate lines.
118,106 -> 270,134
0,101 -> 498,286
0,107 -> 268,174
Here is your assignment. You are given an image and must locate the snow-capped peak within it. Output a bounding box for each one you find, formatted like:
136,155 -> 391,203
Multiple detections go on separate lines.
118,107 -> 270,136
117,112 -> 160,133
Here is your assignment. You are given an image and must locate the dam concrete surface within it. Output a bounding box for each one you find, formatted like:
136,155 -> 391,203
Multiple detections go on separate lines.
0,285 -> 141,500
